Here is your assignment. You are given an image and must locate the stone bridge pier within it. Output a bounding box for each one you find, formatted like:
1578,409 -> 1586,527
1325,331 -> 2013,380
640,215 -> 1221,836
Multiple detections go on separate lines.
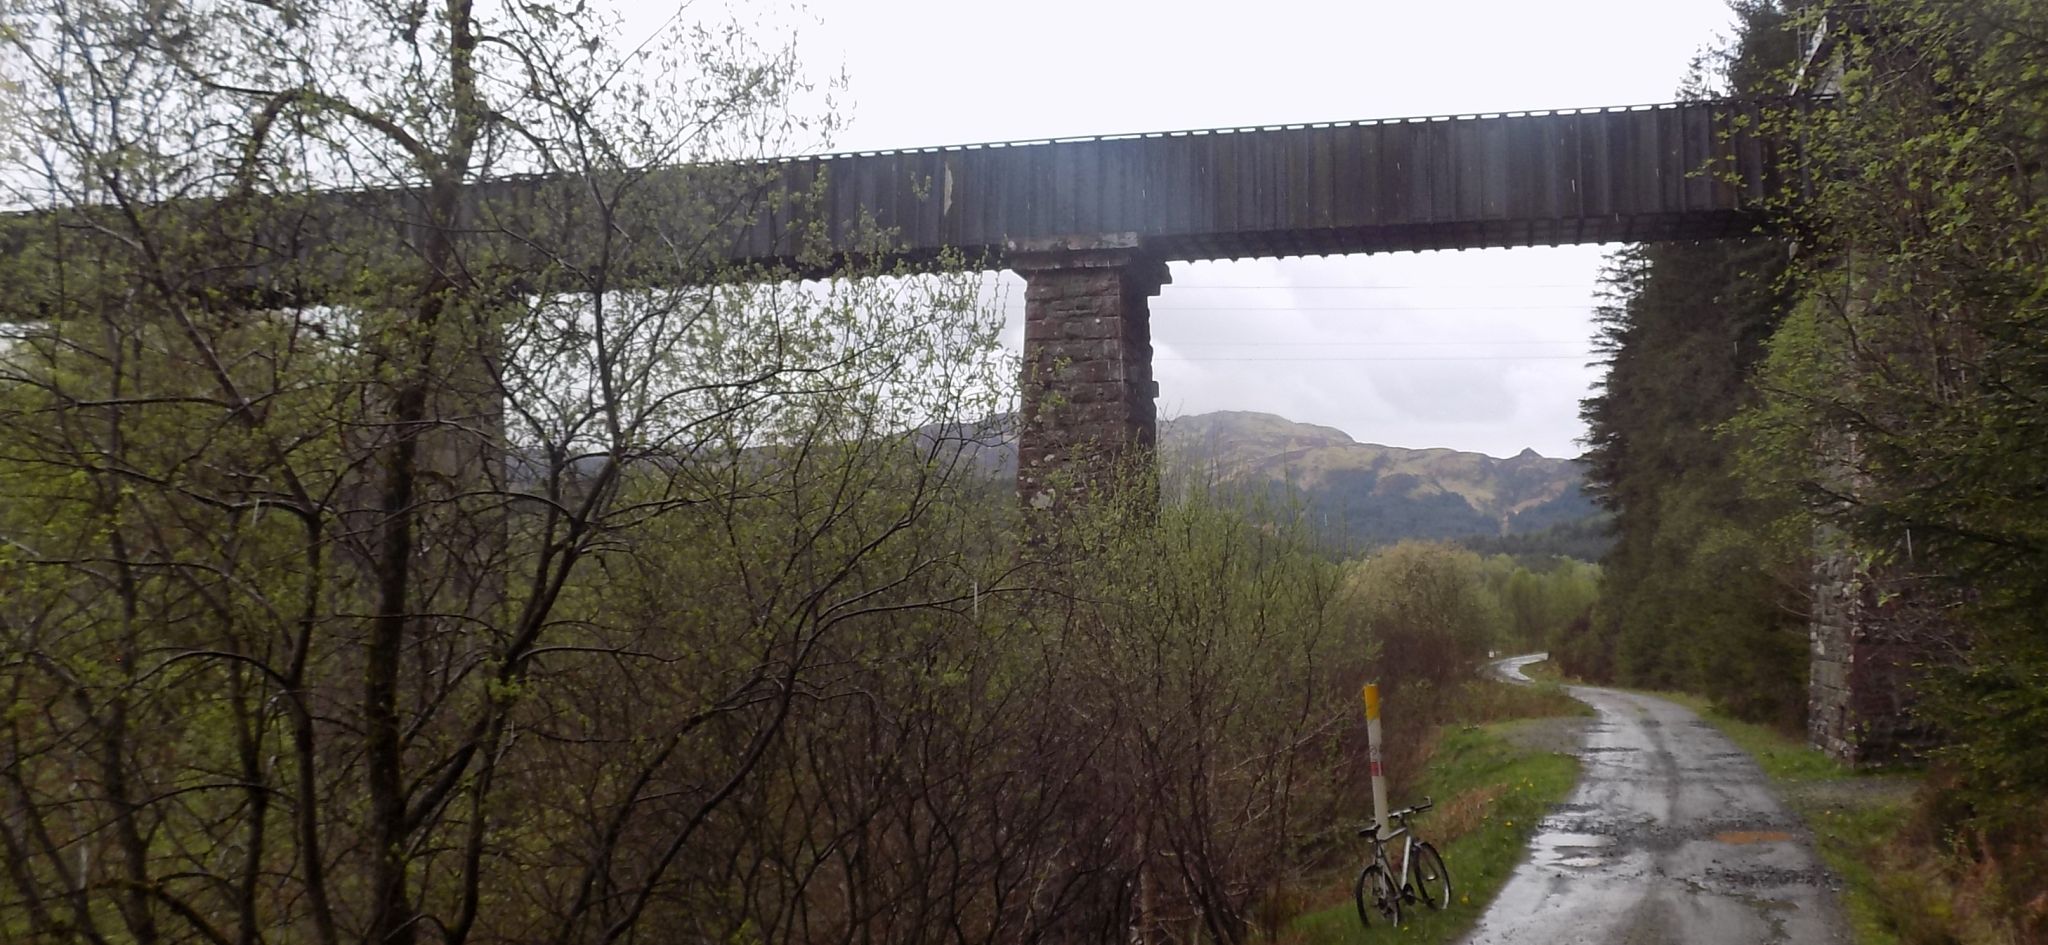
1009,235 -> 1168,511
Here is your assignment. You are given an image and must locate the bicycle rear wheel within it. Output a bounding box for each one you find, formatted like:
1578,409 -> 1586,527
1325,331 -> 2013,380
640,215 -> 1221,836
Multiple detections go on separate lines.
1410,841 -> 1451,910
1353,861 -> 1402,927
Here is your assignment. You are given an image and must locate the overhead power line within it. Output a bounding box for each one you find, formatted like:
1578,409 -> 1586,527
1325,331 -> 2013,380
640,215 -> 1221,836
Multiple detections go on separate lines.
1163,340 -> 1591,347
1161,283 -> 1594,290
1147,306 -> 1597,314
1156,355 -> 1601,363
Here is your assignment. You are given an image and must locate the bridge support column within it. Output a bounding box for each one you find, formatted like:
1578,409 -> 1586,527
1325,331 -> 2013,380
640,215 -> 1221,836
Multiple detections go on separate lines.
1009,236 -> 1168,512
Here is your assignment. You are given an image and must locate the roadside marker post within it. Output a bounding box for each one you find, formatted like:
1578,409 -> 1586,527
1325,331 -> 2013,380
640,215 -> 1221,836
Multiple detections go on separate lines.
1363,683 -> 1389,841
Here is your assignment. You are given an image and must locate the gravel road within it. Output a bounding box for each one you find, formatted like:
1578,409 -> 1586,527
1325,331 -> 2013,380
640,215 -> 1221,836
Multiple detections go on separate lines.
1456,655 -> 1851,945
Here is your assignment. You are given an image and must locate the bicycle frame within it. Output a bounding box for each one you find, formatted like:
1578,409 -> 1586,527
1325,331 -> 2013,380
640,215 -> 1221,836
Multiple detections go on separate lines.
1373,821 -> 1417,890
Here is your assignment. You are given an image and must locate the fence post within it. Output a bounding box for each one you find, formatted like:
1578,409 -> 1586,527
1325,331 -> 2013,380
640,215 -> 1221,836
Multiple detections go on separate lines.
1363,682 -> 1389,840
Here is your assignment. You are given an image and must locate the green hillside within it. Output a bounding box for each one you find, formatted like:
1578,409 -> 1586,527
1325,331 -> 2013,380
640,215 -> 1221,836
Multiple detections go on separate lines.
925,410 -> 1602,553
1161,411 -> 1601,552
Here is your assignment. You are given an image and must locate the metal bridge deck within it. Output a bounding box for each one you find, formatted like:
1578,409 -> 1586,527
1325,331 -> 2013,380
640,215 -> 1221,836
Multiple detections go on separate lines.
0,98 -> 1793,308
700,98 -> 1784,269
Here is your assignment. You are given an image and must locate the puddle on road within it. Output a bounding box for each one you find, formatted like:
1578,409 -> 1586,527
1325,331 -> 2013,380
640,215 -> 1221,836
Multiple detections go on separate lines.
1535,830 -> 1615,870
1713,830 -> 1793,845
1540,831 -> 1613,848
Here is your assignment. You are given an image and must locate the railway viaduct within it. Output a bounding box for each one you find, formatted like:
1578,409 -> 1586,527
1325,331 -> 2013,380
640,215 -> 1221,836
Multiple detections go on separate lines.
728,99 -> 1793,507
642,99 -> 1786,507
16,95 -> 1921,763
0,97 -> 1793,507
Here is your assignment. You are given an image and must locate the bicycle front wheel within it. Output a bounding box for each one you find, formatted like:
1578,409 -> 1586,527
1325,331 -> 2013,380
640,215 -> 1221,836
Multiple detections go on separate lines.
1410,841 -> 1452,910
1353,862 -> 1403,928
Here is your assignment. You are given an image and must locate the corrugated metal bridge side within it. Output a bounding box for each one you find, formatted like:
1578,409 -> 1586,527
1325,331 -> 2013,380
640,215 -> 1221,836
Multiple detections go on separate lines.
0,99 -> 1791,306
706,98 -> 1783,270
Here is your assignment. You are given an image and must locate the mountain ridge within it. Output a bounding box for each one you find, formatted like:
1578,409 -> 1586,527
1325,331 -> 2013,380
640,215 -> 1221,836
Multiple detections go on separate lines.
928,410 -> 1599,551
1161,410 -> 1591,541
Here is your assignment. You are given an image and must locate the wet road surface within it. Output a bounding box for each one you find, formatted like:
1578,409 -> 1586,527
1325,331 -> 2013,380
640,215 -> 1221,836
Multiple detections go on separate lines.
1458,655 -> 1849,945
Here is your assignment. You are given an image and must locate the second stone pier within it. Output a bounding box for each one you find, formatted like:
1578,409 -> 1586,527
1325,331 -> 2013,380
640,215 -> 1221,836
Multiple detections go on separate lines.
1010,235 -> 1168,511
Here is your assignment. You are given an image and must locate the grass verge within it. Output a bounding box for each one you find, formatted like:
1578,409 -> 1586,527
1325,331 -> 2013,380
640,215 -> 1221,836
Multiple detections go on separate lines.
1278,680 -> 1582,945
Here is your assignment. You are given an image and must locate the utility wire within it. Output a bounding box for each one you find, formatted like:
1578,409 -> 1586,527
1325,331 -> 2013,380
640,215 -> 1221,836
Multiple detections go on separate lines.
1161,283 -> 1594,290
1164,340 -> 1591,346
1153,305 -> 1595,311
1157,355 -> 1600,363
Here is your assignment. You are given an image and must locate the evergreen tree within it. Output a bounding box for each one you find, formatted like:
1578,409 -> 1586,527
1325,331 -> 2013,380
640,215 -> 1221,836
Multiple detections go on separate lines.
1569,2 -> 1810,727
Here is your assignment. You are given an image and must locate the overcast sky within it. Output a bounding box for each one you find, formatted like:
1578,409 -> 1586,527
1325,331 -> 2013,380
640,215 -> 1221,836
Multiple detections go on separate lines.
628,0 -> 1746,458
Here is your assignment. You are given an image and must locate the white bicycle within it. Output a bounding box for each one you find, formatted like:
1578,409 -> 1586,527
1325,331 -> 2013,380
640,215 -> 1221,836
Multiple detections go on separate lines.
1353,797 -> 1452,928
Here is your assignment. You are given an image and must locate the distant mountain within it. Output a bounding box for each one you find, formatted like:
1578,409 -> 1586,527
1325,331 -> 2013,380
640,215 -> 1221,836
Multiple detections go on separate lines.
521,411 -> 1600,553
924,410 -> 1602,552
1161,411 -> 1599,550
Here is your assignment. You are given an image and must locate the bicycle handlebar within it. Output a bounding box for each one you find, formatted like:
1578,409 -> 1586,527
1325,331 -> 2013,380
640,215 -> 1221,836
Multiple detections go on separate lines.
1355,796 -> 1434,837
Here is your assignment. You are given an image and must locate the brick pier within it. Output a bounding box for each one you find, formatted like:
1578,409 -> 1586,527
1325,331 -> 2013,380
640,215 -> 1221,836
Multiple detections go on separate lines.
1010,236 -> 1169,511
1808,537 -> 1944,766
